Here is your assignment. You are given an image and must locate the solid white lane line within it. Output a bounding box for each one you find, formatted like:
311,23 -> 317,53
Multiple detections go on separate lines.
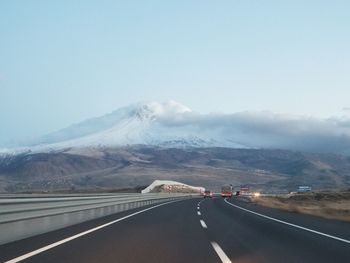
200,219 -> 207,229
224,199 -> 350,244
197,211 -> 201,216
5,200 -> 180,263
211,242 -> 232,263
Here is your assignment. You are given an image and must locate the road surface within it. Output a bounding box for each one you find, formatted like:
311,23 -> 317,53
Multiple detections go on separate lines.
1,197 -> 349,263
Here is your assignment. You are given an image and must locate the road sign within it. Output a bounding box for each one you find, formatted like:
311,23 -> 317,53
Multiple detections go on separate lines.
240,185 -> 249,192
297,186 -> 311,192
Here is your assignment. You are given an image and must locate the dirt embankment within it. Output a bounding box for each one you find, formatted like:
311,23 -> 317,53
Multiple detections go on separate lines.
252,191 -> 350,222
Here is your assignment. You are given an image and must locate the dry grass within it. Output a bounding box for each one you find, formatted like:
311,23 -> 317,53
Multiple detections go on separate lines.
252,191 -> 350,222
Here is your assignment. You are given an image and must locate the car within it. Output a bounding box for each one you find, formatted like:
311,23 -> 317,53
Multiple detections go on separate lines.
203,190 -> 213,198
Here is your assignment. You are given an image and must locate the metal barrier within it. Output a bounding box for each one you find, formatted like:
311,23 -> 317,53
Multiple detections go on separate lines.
0,193 -> 193,245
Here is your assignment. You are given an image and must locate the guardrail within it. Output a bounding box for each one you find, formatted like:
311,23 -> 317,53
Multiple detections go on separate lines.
0,193 -> 194,245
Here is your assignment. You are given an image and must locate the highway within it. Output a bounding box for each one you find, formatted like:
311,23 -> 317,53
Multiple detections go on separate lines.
1,197 -> 349,263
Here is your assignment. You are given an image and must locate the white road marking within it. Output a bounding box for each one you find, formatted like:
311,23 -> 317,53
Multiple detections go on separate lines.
224,199 -> 350,244
211,241 -> 232,263
200,219 -> 207,229
197,211 -> 201,216
197,206 -> 200,210
5,200 -> 181,263
198,199 -> 205,206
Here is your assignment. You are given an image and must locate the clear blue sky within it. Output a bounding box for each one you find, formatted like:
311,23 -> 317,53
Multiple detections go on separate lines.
0,0 -> 349,145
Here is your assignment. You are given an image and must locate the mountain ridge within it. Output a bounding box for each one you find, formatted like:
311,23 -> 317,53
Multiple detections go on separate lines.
2,100 -> 350,155
1,101 -> 247,154
1,146 -> 349,193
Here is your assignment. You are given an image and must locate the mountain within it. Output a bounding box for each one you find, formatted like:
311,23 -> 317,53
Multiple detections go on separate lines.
2,101 -> 350,193
2,101 -> 246,154
1,147 -> 350,193
2,100 -> 350,155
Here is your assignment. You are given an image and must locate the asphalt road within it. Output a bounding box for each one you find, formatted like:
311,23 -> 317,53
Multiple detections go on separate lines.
1,197 -> 349,263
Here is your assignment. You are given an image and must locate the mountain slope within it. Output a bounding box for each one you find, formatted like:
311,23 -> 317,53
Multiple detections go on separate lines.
3,101 -> 246,153
1,147 -> 350,193
3,100 -> 350,155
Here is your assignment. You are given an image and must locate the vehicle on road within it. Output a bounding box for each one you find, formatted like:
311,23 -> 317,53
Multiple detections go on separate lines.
221,184 -> 233,198
203,190 -> 213,198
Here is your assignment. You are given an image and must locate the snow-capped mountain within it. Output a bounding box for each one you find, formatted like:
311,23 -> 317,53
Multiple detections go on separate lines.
4,100 -> 350,156
4,101 -> 246,154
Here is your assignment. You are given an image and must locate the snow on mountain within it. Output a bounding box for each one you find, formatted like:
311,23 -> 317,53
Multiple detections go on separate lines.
2,100 -> 350,155
1,101 -> 246,154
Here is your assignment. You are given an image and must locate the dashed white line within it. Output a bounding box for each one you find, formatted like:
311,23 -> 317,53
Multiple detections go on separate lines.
200,219 -> 207,229
211,242 -> 232,263
197,199 -> 231,263
5,200 -> 180,263
197,199 -> 205,206
224,199 -> 350,244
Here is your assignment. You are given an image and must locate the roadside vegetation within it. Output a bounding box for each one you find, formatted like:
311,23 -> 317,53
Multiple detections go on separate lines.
251,190 -> 350,222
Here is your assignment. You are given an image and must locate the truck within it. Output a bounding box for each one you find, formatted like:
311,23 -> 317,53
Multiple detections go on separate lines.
221,184 -> 233,198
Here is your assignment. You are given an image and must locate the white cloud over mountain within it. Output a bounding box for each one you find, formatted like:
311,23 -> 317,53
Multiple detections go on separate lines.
3,101 -> 350,155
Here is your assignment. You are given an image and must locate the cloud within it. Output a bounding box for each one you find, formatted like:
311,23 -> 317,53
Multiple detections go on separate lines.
9,101 -> 350,156
155,110 -> 350,155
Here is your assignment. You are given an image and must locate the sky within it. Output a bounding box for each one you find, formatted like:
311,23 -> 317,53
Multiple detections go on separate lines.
1,0 -> 350,146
